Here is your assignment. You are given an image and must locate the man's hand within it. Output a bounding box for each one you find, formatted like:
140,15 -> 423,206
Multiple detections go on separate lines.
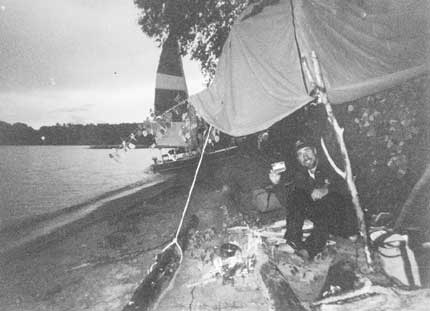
311,187 -> 329,201
269,170 -> 281,185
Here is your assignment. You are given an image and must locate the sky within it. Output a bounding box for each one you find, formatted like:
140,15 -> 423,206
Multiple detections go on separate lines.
0,0 -> 204,129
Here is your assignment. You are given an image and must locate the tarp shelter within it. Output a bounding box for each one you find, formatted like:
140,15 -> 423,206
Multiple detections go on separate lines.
189,0 -> 429,136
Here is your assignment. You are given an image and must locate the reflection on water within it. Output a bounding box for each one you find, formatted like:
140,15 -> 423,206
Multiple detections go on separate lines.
0,146 -> 159,227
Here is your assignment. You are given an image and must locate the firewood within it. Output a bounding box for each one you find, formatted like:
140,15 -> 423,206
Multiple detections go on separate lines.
260,261 -> 306,311
123,215 -> 198,311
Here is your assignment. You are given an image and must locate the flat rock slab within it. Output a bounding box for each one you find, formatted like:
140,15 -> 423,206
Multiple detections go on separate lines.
157,256 -> 269,311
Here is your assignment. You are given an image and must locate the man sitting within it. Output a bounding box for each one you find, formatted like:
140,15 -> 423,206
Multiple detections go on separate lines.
269,138 -> 357,259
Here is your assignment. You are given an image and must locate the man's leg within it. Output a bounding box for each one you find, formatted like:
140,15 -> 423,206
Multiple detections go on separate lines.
305,202 -> 330,258
303,193 -> 358,259
285,189 -> 310,249
321,192 -> 357,238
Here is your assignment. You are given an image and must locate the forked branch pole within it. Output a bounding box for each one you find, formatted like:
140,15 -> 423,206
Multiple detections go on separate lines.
302,52 -> 372,265
320,137 -> 346,179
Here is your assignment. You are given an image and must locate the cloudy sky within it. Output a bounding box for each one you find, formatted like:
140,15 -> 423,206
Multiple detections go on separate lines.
0,0 -> 204,129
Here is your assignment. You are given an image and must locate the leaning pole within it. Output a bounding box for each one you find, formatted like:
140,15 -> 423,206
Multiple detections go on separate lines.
302,51 -> 372,266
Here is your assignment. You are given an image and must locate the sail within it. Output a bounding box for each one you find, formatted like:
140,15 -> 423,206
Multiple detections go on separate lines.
153,34 -> 198,148
154,34 -> 188,121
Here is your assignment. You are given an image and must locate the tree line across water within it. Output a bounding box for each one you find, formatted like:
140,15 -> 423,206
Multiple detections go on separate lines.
0,121 -> 155,146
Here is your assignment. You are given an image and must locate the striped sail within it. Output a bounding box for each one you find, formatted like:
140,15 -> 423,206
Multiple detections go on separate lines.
153,34 -> 193,148
154,34 -> 188,121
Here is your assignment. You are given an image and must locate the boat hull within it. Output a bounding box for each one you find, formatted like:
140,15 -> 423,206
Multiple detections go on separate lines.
151,146 -> 238,173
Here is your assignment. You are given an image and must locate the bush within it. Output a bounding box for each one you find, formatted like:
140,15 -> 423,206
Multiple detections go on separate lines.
325,76 -> 429,215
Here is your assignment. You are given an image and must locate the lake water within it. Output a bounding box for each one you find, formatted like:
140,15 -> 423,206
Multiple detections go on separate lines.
0,146 -> 162,229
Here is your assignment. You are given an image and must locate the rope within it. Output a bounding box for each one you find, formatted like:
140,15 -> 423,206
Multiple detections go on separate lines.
161,125 -> 214,263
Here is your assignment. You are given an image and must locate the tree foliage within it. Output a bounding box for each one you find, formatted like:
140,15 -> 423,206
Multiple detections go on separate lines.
288,76 -> 430,215
338,76 -> 430,215
134,0 -> 250,79
259,75 -> 429,217
0,121 -> 39,145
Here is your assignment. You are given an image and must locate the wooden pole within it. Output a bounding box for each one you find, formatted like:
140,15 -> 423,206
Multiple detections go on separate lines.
305,51 -> 372,265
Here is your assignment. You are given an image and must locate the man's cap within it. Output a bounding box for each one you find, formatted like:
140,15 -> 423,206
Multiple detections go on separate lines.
294,138 -> 314,153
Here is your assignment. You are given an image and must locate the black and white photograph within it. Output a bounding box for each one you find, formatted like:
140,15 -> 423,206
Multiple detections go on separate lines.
0,0 -> 429,310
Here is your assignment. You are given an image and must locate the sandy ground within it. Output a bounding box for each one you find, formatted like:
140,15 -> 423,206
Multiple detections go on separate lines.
1,151 -> 429,311
0,158 -> 251,311
157,257 -> 269,311
0,174 -> 197,311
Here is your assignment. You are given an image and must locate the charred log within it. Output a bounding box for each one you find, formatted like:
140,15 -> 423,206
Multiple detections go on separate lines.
260,261 -> 306,311
123,215 -> 199,311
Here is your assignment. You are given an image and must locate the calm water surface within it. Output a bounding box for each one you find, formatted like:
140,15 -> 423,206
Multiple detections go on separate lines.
0,146 -> 161,228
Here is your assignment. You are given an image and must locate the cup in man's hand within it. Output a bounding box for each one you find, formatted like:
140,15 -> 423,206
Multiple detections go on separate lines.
271,161 -> 286,174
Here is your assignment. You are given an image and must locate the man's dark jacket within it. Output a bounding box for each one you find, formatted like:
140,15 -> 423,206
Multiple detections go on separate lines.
273,158 -> 349,208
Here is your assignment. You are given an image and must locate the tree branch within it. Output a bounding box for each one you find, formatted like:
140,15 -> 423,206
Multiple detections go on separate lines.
307,51 -> 372,266
320,137 -> 346,179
